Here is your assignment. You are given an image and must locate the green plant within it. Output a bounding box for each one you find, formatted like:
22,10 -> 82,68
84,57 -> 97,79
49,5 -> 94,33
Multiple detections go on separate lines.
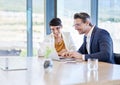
44,46 -> 53,58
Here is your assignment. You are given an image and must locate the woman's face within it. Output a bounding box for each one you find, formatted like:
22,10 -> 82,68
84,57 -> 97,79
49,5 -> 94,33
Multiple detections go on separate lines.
50,26 -> 62,38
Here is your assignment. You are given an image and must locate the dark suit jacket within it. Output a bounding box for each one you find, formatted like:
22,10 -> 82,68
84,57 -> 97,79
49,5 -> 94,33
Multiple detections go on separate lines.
78,26 -> 115,63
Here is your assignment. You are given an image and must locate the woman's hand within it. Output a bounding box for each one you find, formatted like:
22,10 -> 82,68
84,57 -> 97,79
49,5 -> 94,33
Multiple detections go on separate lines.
58,49 -> 67,56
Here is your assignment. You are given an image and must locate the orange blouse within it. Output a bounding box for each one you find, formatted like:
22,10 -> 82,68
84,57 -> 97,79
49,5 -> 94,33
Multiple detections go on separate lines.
55,39 -> 66,53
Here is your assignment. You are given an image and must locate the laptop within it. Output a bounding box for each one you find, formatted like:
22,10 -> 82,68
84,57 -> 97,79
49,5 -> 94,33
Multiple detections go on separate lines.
49,50 -> 75,62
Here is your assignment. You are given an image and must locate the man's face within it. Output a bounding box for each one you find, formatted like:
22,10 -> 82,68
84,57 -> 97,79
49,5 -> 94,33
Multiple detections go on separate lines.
50,26 -> 62,37
73,18 -> 87,34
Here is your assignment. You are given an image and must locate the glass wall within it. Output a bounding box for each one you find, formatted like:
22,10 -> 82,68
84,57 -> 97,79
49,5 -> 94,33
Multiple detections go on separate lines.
0,0 -> 26,56
57,0 -> 91,49
0,0 -> 44,56
98,0 -> 120,53
33,0 -> 44,56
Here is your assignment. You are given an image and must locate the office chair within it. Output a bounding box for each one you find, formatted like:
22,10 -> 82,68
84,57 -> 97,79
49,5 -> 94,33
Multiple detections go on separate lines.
114,53 -> 120,65
0,49 -> 21,56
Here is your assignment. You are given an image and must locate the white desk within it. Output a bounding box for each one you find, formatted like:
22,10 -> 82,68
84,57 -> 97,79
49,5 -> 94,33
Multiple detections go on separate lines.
0,57 -> 120,85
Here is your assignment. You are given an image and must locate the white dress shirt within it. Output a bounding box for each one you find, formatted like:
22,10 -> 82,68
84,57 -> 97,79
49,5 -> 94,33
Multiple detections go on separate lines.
82,25 -> 95,60
86,25 -> 95,54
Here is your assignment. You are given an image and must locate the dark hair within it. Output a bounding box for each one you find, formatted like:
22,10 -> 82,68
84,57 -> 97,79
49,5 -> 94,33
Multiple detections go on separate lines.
74,12 -> 93,26
49,18 -> 62,26
74,12 -> 90,23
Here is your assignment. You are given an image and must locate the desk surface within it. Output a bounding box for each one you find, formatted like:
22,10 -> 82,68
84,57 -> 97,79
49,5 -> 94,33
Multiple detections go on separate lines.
0,57 -> 120,85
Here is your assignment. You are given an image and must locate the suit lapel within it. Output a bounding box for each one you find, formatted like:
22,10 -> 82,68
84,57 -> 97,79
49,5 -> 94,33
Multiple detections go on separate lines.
90,26 -> 97,53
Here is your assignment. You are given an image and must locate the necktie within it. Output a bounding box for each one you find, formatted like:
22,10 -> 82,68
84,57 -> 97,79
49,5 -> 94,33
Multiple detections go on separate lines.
84,35 -> 88,53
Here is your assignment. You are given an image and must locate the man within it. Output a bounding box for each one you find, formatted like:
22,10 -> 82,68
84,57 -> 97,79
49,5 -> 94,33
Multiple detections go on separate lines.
63,12 -> 114,63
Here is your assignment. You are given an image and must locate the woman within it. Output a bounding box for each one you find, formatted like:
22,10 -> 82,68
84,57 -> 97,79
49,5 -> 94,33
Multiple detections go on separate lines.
38,18 -> 76,56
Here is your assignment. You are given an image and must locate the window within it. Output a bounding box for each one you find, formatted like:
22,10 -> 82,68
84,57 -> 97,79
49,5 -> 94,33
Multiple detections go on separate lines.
33,0 -> 44,56
98,0 -> 120,53
57,0 -> 91,49
0,0 -> 26,56
0,0 -> 44,56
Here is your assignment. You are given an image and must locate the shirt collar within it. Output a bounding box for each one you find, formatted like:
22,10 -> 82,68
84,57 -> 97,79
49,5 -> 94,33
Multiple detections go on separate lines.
86,25 -> 95,38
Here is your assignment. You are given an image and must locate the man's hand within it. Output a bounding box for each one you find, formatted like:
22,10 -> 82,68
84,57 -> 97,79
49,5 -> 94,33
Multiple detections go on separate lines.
61,51 -> 83,59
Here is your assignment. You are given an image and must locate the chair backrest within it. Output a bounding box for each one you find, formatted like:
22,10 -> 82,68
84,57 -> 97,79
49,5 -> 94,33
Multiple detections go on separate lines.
114,53 -> 120,65
0,49 -> 21,56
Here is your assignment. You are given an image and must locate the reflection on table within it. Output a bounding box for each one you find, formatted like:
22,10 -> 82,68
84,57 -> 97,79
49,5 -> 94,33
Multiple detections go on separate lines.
0,56 -> 120,85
